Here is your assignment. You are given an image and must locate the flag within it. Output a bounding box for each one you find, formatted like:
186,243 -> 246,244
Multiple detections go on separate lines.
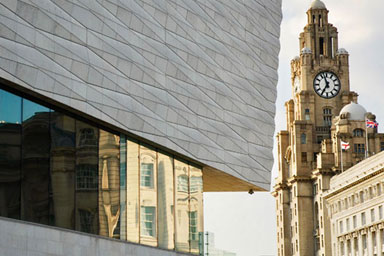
341,140 -> 350,150
366,119 -> 379,128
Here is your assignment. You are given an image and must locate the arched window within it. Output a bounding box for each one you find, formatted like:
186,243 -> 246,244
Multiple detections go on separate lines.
353,129 -> 364,137
301,133 -> 307,144
323,108 -> 332,126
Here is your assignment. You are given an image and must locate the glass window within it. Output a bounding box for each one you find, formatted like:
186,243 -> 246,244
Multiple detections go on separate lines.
362,234 -> 367,250
50,112 -> 75,229
175,159 -> 190,253
323,108 -> 332,126
141,206 -> 156,237
120,134 -> 127,240
141,163 -> 154,188
158,152 -> 175,250
75,121 -> 98,234
21,99 -> 51,225
305,109 -> 310,120
0,89 -> 22,124
140,145 -> 157,246
339,220 -> 343,234
340,241 -> 344,255
353,129 -> 364,137
354,144 -> 365,154
353,215 -> 357,229
354,237 -> 358,253
0,89 -> 21,219
361,212 -> 366,225
379,206 -> 383,220
98,129 -> 120,238
346,218 -> 350,231
76,164 -> 98,190
371,208 -> 375,222
126,139 -> 139,243
301,152 -> 307,163
189,165 -> 203,254
301,133 -> 306,144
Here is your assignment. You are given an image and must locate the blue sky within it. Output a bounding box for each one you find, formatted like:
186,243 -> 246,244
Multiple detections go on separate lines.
204,1 -> 384,255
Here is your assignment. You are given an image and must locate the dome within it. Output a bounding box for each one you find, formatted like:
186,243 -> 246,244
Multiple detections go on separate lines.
301,47 -> 312,54
310,0 -> 327,9
339,102 -> 367,121
337,48 -> 349,55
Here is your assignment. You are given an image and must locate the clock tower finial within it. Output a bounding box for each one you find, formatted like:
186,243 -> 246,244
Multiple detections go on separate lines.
300,0 -> 338,60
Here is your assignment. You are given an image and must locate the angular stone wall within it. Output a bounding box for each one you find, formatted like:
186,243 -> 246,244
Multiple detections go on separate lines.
0,0 -> 282,190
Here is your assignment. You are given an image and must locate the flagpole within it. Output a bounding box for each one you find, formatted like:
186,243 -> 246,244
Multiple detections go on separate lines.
340,138 -> 344,172
365,115 -> 369,159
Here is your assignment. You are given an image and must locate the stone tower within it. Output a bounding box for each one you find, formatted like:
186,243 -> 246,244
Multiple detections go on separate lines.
272,0 -> 367,255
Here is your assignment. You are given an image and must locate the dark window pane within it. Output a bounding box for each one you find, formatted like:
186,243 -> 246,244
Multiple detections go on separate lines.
21,100 -> 50,224
75,120 -> 98,234
98,129 -> 120,238
50,112 -> 75,229
0,90 -> 21,218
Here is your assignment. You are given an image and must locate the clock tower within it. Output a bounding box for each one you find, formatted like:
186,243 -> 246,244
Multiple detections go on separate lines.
273,1 -> 361,255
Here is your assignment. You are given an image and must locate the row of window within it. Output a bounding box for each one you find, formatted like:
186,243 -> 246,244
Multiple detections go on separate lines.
331,183 -> 383,214
339,206 -> 384,235
0,87 -> 203,254
338,229 -> 384,256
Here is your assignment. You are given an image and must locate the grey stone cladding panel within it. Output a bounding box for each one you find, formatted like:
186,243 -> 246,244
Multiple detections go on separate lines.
0,217 -> 193,256
0,0 -> 282,190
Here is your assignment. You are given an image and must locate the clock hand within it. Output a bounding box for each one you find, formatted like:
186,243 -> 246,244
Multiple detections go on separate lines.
321,87 -> 326,95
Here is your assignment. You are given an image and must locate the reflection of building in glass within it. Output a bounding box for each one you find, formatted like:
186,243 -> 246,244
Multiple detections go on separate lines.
0,87 -> 204,253
0,0 -> 281,254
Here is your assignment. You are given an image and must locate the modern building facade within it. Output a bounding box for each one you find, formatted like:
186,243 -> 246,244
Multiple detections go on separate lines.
272,0 -> 384,255
0,0 -> 282,255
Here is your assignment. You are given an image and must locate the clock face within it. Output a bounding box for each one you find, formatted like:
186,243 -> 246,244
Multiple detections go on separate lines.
313,71 -> 341,99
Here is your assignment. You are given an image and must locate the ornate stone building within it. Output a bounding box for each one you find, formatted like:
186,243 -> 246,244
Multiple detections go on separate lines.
272,1 -> 384,255
325,150 -> 384,256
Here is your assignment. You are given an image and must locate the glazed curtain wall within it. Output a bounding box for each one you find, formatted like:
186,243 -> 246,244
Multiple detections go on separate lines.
0,88 -> 203,254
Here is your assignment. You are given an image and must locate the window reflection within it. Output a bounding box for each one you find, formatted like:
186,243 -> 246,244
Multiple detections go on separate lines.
189,165 -> 203,254
0,90 -> 21,219
140,145 -> 157,246
158,152 -> 174,250
126,139 -> 139,243
75,121 -> 98,234
0,90 -> 21,124
0,87 -> 204,254
98,129 -> 120,238
50,112 -> 75,229
120,134 -> 127,240
175,159 -> 189,253
21,99 -> 50,224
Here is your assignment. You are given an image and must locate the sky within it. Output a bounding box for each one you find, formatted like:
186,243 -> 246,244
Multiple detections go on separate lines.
204,1 -> 384,255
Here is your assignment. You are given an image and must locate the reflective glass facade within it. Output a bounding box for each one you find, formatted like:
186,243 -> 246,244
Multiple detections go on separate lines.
0,87 -> 203,254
